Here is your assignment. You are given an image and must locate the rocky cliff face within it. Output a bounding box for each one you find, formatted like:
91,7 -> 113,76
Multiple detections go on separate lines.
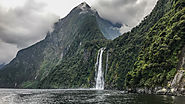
170,47 -> 185,94
171,70 -> 185,88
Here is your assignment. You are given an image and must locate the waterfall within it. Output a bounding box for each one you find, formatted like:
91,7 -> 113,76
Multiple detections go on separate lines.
181,57 -> 185,68
105,52 -> 109,80
95,48 -> 105,90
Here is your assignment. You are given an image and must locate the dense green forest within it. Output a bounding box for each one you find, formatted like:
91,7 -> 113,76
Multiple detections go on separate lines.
125,0 -> 185,88
105,0 -> 185,89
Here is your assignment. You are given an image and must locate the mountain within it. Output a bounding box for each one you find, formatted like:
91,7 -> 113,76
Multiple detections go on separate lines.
0,0 -> 184,90
0,2 -> 120,88
39,0 -> 185,89
0,63 -> 5,70
104,0 -> 185,90
125,0 -> 185,88
96,16 -> 122,40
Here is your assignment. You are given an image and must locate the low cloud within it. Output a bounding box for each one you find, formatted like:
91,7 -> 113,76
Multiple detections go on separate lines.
0,40 -> 18,64
0,0 -> 158,64
0,0 -> 59,64
93,0 -> 158,30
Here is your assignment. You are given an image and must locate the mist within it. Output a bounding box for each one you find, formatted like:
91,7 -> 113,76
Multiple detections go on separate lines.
0,0 -> 59,64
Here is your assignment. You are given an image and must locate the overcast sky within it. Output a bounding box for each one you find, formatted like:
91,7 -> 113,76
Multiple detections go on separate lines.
0,0 -> 158,64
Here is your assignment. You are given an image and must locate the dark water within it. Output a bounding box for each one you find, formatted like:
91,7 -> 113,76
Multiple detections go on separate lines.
0,89 -> 185,104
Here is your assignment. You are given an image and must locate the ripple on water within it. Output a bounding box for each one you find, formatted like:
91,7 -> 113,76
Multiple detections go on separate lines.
0,89 -> 185,104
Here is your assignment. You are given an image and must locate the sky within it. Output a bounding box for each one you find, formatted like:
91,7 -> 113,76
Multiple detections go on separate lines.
0,0 -> 158,64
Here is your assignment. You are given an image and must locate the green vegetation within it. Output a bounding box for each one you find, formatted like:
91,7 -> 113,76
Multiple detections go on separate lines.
125,0 -> 185,88
38,39 -> 109,88
0,5 -> 106,88
103,0 -> 179,90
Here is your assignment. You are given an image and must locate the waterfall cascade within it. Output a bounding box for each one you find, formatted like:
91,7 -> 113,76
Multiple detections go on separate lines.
105,52 -> 109,79
95,48 -> 105,90
181,57 -> 185,68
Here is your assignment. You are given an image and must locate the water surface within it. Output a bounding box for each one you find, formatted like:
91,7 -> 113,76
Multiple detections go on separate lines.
0,89 -> 184,104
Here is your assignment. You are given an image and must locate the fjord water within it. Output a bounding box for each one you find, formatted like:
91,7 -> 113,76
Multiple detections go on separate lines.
0,89 -> 185,104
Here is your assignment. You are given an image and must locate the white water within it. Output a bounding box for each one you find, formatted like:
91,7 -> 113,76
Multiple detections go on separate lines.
181,57 -> 185,68
95,48 -> 105,90
105,52 -> 109,79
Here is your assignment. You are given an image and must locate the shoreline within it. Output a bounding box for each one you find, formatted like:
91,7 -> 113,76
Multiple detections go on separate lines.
125,87 -> 185,96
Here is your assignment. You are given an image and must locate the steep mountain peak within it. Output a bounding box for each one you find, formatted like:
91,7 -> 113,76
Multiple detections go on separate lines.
78,2 -> 91,9
0,63 -> 5,70
76,2 -> 98,15
0,1 -> 123,88
77,2 -> 91,10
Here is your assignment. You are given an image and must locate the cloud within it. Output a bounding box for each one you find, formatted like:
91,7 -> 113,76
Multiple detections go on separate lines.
0,39 -> 18,64
0,0 -> 158,64
92,0 -> 158,28
0,0 -> 59,64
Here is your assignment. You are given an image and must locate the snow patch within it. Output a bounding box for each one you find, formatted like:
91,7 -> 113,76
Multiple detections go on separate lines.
109,27 -> 120,31
119,24 -> 132,34
78,2 -> 97,15
79,10 -> 88,15
78,2 -> 88,11
91,7 -> 97,13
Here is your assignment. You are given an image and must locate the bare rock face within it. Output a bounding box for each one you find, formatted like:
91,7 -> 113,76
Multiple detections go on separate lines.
180,47 -> 185,69
168,46 -> 185,95
169,70 -> 185,95
171,70 -> 185,88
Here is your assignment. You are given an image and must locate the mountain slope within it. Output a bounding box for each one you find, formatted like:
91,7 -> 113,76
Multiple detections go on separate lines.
104,0 -> 184,90
38,39 -> 108,88
0,2 -> 116,88
125,0 -> 185,88
96,16 -> 122,40
0,63 -> 5,70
